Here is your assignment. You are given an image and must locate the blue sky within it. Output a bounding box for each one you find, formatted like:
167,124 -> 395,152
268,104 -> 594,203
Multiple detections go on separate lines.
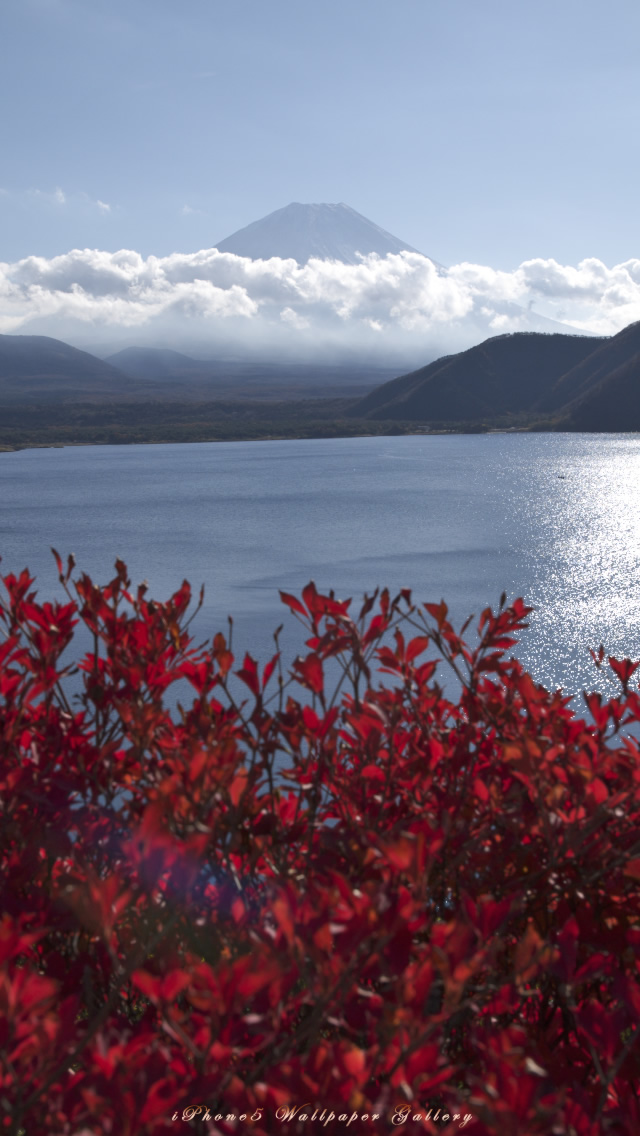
1,0 -> 639,356
3,0 -> 639,267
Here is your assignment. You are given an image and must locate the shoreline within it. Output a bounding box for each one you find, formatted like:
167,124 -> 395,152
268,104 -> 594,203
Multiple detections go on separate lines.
0,426 -> 537,454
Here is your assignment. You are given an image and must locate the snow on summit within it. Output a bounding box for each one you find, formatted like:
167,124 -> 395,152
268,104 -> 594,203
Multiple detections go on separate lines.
214,202 -> 439,266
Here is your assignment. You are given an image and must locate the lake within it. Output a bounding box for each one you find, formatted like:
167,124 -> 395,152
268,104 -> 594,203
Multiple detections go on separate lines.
2,432 -> 640,700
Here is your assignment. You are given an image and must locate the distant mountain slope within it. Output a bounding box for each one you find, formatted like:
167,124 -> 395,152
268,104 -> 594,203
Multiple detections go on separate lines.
104,346 -> 397,395
352,332 -> 605,422
105,347 -> 207,380
6,324 -> 639,429
214,202 -> 441,266
0,334 -> 131,403
0,334 -> 393,404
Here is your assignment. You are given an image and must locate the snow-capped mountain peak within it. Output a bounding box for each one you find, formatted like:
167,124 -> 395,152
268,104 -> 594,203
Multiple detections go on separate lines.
214,201 -> 441,266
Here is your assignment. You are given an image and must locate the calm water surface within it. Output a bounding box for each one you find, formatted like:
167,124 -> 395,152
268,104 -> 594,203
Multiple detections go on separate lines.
2,433 -> 640,698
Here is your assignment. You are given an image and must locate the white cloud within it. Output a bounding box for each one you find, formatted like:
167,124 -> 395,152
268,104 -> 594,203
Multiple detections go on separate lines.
10,187 -> 113,215
447,255 -> 640,336
0,246 -> 638,351
280,306 -> 310,329
25,187 -> 67,207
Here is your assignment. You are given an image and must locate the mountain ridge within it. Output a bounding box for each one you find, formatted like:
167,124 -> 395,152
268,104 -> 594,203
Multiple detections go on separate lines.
105,347 -> 208,379
0,335 -> 393,403
351,331 -> 605,422
350,323 -> 640,430
0,334 -> 133,403
3,323 -> 639,432
535,320 -> 640,413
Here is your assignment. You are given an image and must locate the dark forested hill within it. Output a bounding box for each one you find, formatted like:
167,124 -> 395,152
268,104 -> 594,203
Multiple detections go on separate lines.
559,347 -> 640,430
352,332 -> 605,422
534,321 -> 640,416
0,334 -> 132,402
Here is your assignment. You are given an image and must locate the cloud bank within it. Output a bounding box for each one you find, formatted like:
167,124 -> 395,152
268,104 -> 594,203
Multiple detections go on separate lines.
1,246 -> 638,359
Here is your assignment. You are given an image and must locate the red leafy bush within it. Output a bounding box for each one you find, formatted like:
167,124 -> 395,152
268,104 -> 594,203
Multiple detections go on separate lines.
1,552 -> 639,1135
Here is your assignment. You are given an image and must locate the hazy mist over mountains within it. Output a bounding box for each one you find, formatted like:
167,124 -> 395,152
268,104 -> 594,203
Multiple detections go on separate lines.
3,201 -> 637,374
3,315 -> 640,434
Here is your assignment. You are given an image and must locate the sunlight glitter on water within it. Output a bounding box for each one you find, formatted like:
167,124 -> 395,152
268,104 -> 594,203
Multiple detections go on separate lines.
513,435 -> 640,696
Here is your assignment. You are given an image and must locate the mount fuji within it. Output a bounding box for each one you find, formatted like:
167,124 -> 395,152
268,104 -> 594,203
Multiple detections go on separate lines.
9,204 -> 587,375
214,202 -> 443,267
213,203 -> 582,340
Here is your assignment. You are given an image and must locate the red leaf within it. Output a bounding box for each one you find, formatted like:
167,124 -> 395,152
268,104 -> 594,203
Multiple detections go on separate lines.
474,777 -> 490,803
162,970 -> 191,1002
341,1045 -> 366,1076
425,600 -> 448,627
229,770 -> 248,806
590,777 -> 608,803
302,581 -> 320,618
182,660 -> 212,694
279,590 -> 308,618
608,656 -> 640,686
213,631 -> 234,676
132,969 -> 161,1001
272,897 -> 295,946
382,837 -> 415,871
293,652 -> 324,694
405,635 -> 430,663
236,652 -> 260,696
262,651 -> 280,691
623,858 -> 640,881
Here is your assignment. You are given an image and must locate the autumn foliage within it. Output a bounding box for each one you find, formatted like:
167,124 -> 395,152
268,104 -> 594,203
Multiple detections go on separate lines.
1,552 -> 640,1135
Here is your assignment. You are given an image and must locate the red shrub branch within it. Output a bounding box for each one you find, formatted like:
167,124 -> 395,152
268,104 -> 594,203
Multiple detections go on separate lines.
0,552 -> 639,1134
